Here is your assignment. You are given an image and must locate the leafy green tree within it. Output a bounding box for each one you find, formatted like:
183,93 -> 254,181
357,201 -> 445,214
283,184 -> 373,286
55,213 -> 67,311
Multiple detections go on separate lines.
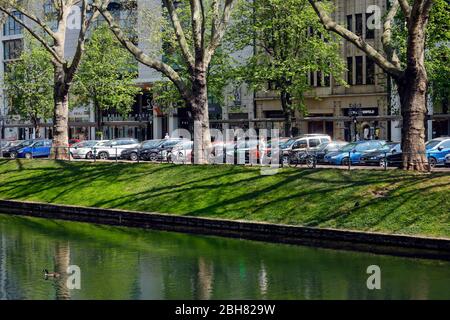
230,0 -> 345,137
73,24 -> 142,138
308,0 -> 442,171
4,38 -> 53,139
94,0 -> 239,164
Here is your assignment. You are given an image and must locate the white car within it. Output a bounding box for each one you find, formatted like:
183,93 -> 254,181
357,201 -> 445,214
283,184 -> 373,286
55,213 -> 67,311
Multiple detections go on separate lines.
94,138 -> 140,160
70,140 -> 109,159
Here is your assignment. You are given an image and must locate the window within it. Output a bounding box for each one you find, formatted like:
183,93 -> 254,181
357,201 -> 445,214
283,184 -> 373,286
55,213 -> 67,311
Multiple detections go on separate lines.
293,140 -> 307,149
366,58 -> 375,85
309,139 -> 321,148
347,15 -> 353,32
347,57 -> 353,85
355,14 -> 363,37
324,74 -> 330,87
366,13 -> 375,39
3,39 -> 23,60
317,71 -> 322,87
3,11 -> 23,36
355,56 -> 363,85
309,72 -> 315,87
441,140 -> 450,148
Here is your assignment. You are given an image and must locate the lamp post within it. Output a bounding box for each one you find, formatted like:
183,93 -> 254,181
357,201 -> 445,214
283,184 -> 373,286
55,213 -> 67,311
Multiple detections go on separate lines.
348,103 -> 362,142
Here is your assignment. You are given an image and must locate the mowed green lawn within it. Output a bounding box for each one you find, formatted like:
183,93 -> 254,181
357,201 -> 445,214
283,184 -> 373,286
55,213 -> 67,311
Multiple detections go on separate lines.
0,159 -> 448,238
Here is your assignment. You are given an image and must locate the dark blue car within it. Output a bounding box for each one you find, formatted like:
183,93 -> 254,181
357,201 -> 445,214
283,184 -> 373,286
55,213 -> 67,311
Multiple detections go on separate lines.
17,140 -> 52,159
324,140 -> 386,165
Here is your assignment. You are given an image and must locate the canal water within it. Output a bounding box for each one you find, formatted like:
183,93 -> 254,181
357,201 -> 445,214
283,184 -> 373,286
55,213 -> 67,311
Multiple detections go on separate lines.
0,213 -> 449,300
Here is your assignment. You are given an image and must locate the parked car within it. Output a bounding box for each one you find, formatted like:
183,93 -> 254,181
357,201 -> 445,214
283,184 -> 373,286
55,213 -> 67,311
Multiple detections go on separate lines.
94,138 -> 140,160
311,141 -> 349,163
120,139 -> 165,161
68,139 -> 81,147
425,137 -> 450,167
359,142 -> 401,166
71,140 -> 109,159
323,140 -> 387,165
168,140 -> 194,163
280,134 -> 332,165
445,153 -> 450,167
2,139 -> 34,158
1,140 -> 21,153
17,140 -> 52,159
139,139 -> 187,161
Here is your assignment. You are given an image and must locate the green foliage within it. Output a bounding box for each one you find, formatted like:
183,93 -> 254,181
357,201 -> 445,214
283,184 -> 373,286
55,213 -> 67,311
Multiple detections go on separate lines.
229,0 -> 345,112
392,0 -> 450,103
0,159 -> 448,238
3,37 -> 53,131
73,24 -> 141,116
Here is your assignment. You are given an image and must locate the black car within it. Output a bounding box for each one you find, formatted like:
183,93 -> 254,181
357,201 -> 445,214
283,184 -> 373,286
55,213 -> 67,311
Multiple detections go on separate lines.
139,139 -> 187,161
385,152 -> 403,168
359,142 -> 401,166
1,140 -> 34,159
121,139 -> 164,161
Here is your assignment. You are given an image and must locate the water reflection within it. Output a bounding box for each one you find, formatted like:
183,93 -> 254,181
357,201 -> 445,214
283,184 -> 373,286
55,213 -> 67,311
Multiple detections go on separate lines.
0,213 -> 449,300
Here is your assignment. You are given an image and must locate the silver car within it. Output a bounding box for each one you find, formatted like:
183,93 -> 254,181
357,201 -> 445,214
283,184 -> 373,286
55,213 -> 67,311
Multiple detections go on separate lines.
94,138 -> 140,160
70,140 -> 109,159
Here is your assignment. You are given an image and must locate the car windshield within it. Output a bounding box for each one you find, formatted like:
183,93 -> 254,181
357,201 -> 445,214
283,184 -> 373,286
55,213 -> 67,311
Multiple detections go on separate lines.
75,141 -> 97,148
426,140 -> 441,150
316,142 -> 330,151
339,143 -> 357,152
19,140 -> 34,147
142,140 -> 163,148
96,141 -> 111,147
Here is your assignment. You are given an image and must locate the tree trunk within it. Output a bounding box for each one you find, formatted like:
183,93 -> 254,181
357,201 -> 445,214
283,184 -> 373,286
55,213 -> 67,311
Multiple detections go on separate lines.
396,5 -> 430,172
281,90 -> 293,137
94,100 -> 103,139
397,71 -> 428,171
191,67 -> 211,164
52,64 -> 70,160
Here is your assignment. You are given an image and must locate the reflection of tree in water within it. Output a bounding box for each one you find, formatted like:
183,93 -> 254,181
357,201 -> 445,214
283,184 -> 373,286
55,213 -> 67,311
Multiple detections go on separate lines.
196,257 -> 214,300
53,241 -> 70,300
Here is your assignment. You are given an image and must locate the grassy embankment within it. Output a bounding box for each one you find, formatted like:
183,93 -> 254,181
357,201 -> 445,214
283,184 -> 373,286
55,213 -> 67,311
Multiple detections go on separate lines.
0,159 -> 448,238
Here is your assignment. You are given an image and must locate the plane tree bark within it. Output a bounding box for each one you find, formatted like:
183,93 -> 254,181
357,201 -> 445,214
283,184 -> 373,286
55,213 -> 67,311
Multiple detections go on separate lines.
308,0 -> 434,171
93,0 -> 236,164
0,0 -> 99,159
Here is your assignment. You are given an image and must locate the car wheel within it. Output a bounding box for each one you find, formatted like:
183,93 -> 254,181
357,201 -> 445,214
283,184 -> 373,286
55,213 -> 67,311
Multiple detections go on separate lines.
130,152 -> 138,162
429,157 -> 437,168
85,151 -> 93,159
379,158 -> 387,168
341,157 -> 350,166
148,153 -> 158,162
98,152 -> 109,160
24,153 -> 32,160
9,152 -> 17,159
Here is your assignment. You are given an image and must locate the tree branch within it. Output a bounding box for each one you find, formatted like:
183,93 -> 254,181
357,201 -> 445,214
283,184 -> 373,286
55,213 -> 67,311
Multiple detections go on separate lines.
94,0 -> 191,100
382,0 -> 402,69
0,6 -> 64,65
399,0 -> 412,20
163,0 -> 195,69
206,0 -> 235,65
190,0 -> 204,63
308,0 -> 403,79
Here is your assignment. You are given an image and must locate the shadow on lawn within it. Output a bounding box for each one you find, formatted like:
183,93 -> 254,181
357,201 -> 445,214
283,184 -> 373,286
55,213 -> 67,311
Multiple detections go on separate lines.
1,160 -> 448,234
